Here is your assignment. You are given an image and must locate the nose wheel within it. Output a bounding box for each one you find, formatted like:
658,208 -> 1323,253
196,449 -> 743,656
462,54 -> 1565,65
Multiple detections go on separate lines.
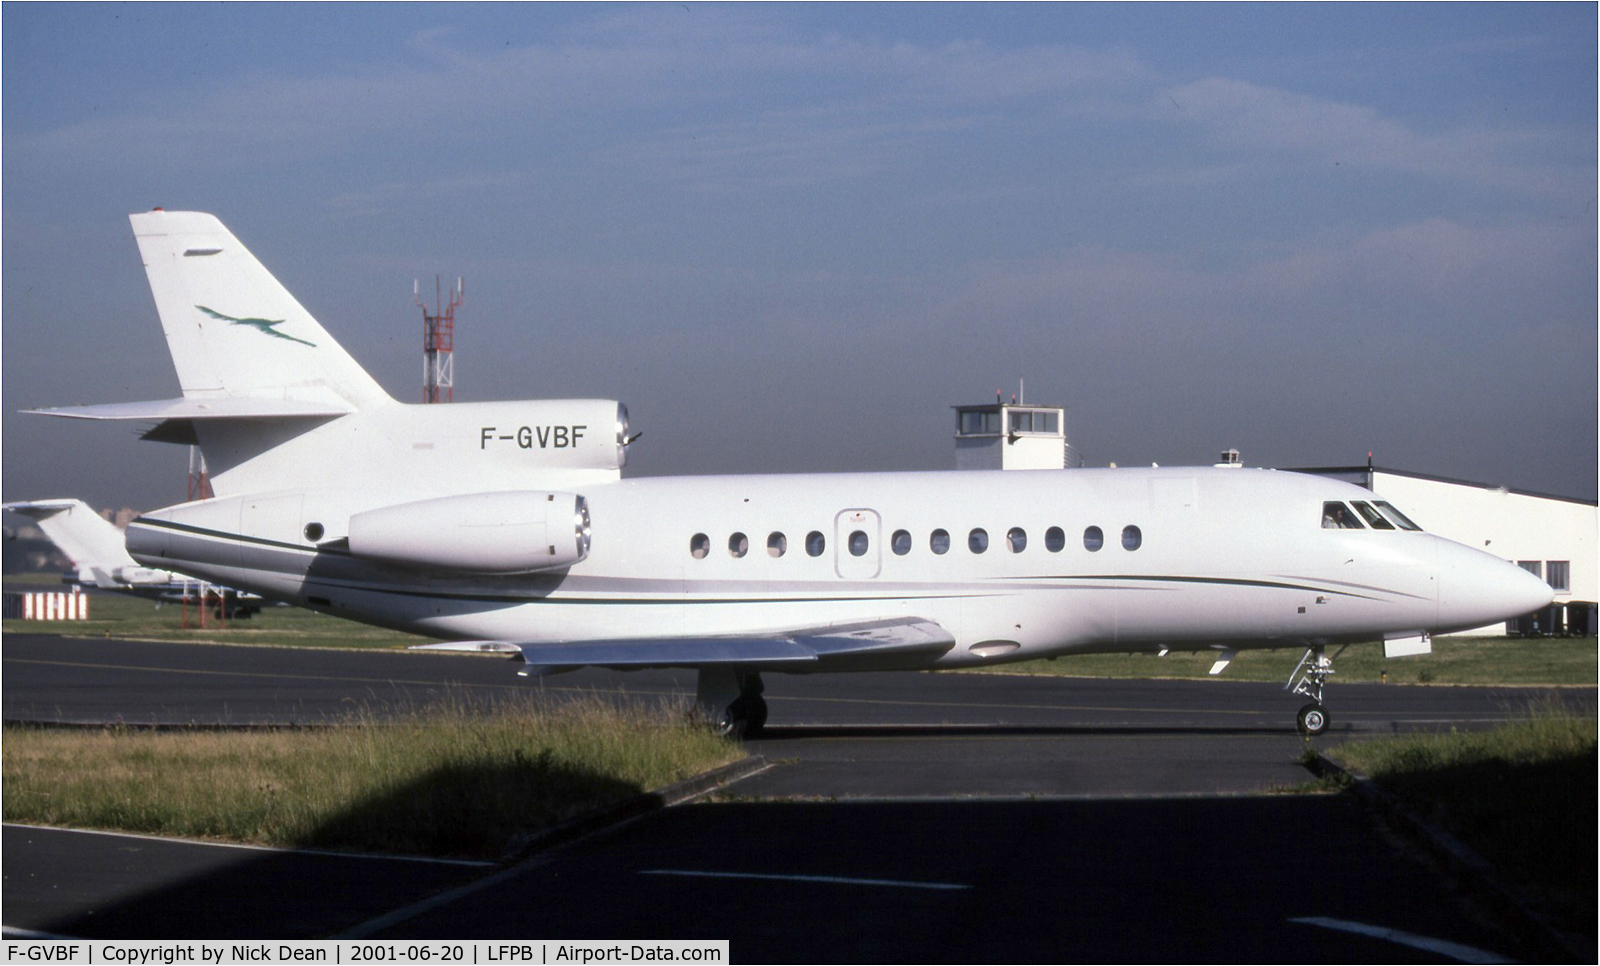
1286,644 -> 1346,736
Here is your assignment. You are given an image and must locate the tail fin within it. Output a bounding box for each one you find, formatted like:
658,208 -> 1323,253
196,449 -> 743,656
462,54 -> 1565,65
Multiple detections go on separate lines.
3,499 -> 138,579
130,210 -> 391,408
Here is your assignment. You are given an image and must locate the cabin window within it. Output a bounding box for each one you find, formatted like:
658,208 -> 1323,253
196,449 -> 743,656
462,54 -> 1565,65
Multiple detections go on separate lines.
690,533 -> 710,559
1122,525 -> 1142,551
891,530 -> 912,555
969,528 -> 989,554
767,532 -> 787,557
1350,502 -> 1395,530
1321,502 -> 1364,529
848,530 -> 870,557
1083,526 -> 1103,551
729,532 -> 749,557
806,531 -> 826,557
303,522 -> 324,542
1045,526 -> 1065,552
930,529 -> 951,555
1007,527 -> 1027,553
1374,501 -> 1423,531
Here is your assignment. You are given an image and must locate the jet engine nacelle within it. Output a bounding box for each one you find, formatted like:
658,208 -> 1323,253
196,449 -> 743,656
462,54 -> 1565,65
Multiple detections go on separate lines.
112,566 -> 177,585
347,491 -> 591,574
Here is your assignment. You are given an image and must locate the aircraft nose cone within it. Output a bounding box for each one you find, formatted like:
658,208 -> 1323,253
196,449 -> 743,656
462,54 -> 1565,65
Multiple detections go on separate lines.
1435,540 -> 1554,632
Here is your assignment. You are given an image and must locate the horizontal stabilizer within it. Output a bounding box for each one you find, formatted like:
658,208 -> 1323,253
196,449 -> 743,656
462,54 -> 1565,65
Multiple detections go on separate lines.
414,617 -> 956,671
25,396 -> 354,421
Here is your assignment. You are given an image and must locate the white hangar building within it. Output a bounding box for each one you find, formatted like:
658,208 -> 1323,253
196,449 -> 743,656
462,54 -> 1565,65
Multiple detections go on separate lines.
1296,465 -> 1596,637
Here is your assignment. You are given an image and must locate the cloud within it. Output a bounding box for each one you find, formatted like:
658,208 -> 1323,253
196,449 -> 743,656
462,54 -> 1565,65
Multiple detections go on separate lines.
1162,77 -> 1588,196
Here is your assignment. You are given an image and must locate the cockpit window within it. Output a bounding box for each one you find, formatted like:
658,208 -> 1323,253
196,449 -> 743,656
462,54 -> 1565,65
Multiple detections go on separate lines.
1321,502 -> 1364,529
1373,500 -> 1423,531
1350,501 -> 1395,530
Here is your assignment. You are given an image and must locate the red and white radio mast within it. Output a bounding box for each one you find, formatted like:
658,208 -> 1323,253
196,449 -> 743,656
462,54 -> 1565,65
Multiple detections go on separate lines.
417,276 -> 463,403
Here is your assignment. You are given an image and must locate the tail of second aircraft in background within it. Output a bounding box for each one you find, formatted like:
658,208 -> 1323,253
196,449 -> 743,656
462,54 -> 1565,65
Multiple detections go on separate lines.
3,499 -> 172,587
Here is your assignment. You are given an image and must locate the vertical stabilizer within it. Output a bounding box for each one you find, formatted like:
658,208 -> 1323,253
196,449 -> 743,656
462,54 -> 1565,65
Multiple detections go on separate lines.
3,500 -> 138,576
130,210 -> 391,408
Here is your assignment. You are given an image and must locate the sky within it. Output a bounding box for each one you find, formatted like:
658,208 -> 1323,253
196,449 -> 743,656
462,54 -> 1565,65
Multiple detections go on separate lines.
3,3 -> 1596,516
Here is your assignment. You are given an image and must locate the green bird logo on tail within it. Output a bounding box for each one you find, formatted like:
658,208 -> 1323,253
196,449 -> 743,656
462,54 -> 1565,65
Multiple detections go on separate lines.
195,305 -> 317,347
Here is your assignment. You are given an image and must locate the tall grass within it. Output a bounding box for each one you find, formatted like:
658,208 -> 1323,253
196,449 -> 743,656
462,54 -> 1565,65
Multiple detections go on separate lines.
1330,701 -> 1597,934
2,693 -> 740,859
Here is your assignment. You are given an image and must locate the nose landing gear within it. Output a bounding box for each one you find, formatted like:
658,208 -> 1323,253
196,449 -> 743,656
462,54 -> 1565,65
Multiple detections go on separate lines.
1287,644 -> 1347,736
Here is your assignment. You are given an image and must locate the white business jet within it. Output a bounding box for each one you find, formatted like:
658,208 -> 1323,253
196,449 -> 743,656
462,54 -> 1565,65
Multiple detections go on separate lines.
3,498 -> 260,617
28,211 -> 1552,736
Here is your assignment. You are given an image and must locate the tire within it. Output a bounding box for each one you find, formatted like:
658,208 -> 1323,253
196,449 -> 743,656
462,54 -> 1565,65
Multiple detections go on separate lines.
1297,703 -> 1330,736
744,696 -> 768,738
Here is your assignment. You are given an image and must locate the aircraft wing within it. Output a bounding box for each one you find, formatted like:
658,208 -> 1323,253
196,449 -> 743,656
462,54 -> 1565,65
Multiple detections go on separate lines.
412,617 -> 956,671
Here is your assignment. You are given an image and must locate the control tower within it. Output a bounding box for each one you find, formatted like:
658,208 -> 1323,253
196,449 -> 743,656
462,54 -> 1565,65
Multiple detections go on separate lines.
954,395 -> 1082,470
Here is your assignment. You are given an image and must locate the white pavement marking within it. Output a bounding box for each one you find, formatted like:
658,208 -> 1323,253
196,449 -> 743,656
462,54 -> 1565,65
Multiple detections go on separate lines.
2,823 -> 494,867
1290,916 -> 1514,964
639,869 -> 971,890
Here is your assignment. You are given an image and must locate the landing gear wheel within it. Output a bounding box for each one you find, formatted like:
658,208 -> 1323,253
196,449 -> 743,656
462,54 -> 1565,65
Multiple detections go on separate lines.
712,705 -> 745,739
716,694 -> 767,739
1297,703 -> 1330,736
744,696 -> 768,738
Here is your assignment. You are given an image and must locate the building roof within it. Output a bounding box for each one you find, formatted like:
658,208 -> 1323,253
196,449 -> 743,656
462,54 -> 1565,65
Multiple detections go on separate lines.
1289,465 -> 1597,508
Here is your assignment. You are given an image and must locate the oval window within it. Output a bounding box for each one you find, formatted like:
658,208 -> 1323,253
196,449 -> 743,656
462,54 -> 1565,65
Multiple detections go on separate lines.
1083,526 -> 1104,552
729,532 -> 749,558
767,532 -> 787,557
1045,526 -> 1065,552
1122,525 -> 1142,551
969,528 -> 989,554
1007,527 -> 1026,553
805,531 -> 826,557
690,533 -> 710,559
891,530 -> 912,555
848,530 -> 869,556
930,529 -> 950,555
303,522 -> 325,542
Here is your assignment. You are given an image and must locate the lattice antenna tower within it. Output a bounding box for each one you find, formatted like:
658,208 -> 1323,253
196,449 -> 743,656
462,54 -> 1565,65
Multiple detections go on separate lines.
187,445 -> 213,501
416,276 -> 463,403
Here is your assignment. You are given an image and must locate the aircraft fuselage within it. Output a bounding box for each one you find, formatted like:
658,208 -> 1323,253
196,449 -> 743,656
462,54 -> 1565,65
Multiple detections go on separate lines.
126,464 -> 1541,670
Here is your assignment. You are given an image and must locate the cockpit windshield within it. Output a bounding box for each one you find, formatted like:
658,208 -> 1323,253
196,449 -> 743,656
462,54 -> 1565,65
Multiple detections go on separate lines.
1321,502 -> 1363,529
1373,500 -> 1423,531
1321,499 -> 1425,531
1350,501 -> 1395,530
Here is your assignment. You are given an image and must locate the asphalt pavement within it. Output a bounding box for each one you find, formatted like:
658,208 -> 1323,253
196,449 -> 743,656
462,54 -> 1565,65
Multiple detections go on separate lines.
3,634 -> 1591,960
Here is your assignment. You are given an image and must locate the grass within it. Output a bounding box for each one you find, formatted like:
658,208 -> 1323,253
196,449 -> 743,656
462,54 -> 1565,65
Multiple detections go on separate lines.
2,583 -> 439,650
1327,702 -> 1597,939
6,579 -> 1595,685
969,636 -> 1598,686
1,693 -> 741,860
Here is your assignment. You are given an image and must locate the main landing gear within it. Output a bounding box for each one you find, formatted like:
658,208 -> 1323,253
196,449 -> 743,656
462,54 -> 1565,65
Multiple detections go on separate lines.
1286,644 -> 1347,736
695,668 -> 767,739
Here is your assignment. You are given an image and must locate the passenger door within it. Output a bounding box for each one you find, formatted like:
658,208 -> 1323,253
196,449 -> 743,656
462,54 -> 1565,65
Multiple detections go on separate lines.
833,508 -> 882,580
